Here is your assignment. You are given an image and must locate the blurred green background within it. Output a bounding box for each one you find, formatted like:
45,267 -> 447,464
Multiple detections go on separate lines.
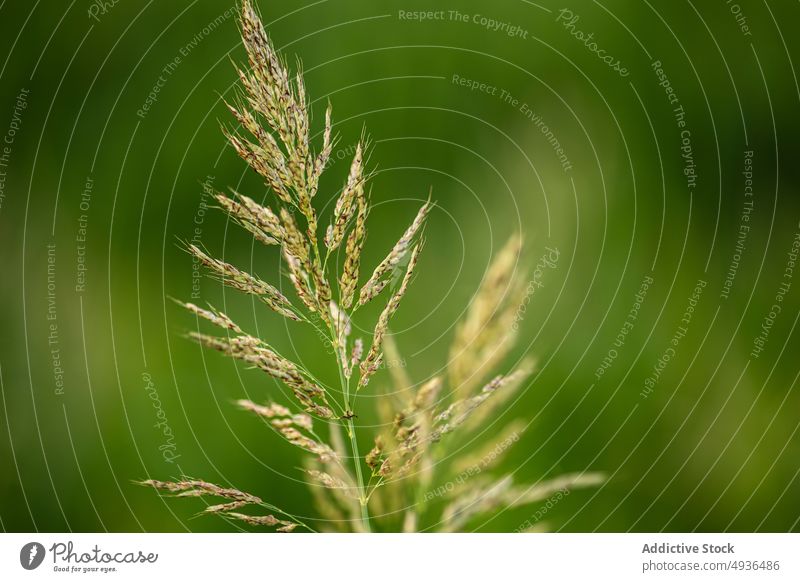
1,0 -> 799,532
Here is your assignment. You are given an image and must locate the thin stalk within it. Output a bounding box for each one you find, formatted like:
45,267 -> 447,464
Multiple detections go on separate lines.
322,296 -> 371,532
345,417 -> 371,531
335,352 -> 370,531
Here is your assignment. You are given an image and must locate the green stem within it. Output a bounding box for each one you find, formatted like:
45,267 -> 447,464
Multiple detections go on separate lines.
345,417 -> 371,532
339,361 -> 371,531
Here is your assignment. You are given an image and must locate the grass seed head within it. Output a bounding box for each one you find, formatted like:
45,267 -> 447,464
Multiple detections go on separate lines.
154,0 -> 601,533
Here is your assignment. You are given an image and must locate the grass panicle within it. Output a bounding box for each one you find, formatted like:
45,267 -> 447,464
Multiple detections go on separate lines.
141,0 -> 602,533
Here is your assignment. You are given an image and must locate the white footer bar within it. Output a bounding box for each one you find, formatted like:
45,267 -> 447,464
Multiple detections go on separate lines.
1,533 -> 797,581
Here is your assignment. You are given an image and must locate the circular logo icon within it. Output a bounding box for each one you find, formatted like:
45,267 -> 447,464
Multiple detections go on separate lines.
20,542 -> 46,570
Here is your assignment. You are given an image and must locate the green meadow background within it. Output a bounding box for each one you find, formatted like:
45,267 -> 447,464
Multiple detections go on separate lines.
1,0 -> 799,532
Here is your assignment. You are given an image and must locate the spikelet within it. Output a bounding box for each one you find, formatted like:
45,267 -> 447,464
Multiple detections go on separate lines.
402,378 -> 442,454
140,478 -> 300,531
283,250 -> 318,315
365,435 -> 384,472
359,200 -> 430,305
202,501 -> 249,514
236,399 -> 312,430
297,192 -> 319,253
358,243 -> 423,389
439,472 -> 605,532
313,266 -> 332,318
429,369 -> 529,443
223,126 -> 293,205
461,360 -> 534,431
368,361 -> 409,482
329,301 -> 351,371
448,234 -> 525,396
307,102 -> 334,199
224,512 -> 298,532
306,464 -> 349,532
280,428 -> 338,461
289,64 -> 310,195
215,191 -> 284,246
274,209 -> 319,314
365,376 -> 442,484
304,469 -> 349,491
345,338 -> 363,379
396,376 -> 444,531
187,244 -> 299,321
279,207 -> 330,319
507,472 -> 605,506
223,99 -> 288,179
140,478 -> 261,503
177,301 -> 243,334
407,376 -> 442,471
339,186 -> 369,309
308,456 -> 366,532
237,400 -> 339,464
277,209 -> 311,271
325,142 -> 364,250
390,377 -> 442,449
190,333 -> 333,418
238,1 -> 305,168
